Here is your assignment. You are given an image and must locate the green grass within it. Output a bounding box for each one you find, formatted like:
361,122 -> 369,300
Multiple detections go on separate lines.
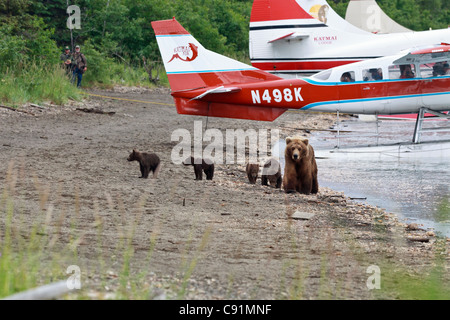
0,60 -> 169,108
0,165 -> 71,297
83,62 -> 169,89
0,63 -> 81,106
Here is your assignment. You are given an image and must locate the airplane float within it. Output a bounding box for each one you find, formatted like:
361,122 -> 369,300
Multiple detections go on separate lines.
249,0 -> 450,74
151,18 -> 450,143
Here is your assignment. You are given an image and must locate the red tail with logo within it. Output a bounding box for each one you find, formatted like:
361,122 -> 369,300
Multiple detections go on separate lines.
151,18 -> 287,121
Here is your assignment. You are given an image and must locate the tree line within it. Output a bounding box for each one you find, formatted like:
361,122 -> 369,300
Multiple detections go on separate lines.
0,0 -> 448,83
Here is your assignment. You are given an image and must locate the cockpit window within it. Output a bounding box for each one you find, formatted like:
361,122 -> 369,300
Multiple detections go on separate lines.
389,64 -> 416,79
423,62 -> 450,77
363,68 -> 383,81
340,71 -> 355,82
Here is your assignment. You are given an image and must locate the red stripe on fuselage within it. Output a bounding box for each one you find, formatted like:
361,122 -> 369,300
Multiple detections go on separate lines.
251,60 -> 363,72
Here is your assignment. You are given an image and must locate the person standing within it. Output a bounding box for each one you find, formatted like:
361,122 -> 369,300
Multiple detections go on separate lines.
60,46 -> 73,75
71,45 -> 87,88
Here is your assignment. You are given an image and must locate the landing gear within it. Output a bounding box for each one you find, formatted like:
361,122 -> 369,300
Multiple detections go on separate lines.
413,108 -> 450,144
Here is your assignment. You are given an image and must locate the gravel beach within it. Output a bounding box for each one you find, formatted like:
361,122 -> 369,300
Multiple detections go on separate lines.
0,87 -> 448,300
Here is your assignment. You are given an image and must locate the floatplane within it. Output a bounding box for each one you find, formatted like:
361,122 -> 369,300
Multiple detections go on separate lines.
151,18 -> 450,144
249,0 -> 450,74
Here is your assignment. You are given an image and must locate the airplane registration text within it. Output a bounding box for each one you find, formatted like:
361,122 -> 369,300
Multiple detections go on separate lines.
251,88 -> 304,104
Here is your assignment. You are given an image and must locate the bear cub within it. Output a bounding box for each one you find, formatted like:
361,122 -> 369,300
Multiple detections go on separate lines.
261,158 -> 282,188
127,149 -> 161,179
183,156 -> 214,180
246,163 -> 259,184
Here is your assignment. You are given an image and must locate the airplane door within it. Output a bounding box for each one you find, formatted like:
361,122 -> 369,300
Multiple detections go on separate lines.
386,64 -> 420,113
420,63 -> 447,108
361,67 -> 389,113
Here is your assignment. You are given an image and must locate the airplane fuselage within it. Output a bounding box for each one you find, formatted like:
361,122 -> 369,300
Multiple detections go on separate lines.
173,75 -> 450,115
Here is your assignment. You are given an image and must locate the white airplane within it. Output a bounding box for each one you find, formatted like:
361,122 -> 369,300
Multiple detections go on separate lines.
152,18 -> 450,143
345,0 -> 411,34
249,0 -> 450,74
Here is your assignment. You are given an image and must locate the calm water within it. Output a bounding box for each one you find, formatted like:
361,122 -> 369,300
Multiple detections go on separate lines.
273,117 -> 450,237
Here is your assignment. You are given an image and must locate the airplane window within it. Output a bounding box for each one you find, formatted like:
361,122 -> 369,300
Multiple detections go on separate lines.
340,71 -> 355,82
363,68 -> 383,81
389,64 -> 415,79
388,65 -> 401,79
420,63 -> 435,78
430,61 -> 450,77
399,64 -> 415,79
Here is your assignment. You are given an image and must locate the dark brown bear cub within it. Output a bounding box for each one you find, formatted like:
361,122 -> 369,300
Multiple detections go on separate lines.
246,163 -> 259,184
261,158 -> 282,188
127,149 -> 161,179
183,156 -> 214,180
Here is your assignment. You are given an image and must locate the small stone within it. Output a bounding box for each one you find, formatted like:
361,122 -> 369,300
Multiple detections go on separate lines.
426,231 -> 435,237
291,211 -> 315,220
406,223 -> 420,231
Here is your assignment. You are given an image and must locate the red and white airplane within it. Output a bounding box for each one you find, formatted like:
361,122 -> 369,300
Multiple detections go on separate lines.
151,18 -> 450,142
249,0 -> 450,74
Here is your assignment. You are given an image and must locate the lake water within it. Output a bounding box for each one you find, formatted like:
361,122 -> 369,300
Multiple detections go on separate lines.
273,117 -> 450,237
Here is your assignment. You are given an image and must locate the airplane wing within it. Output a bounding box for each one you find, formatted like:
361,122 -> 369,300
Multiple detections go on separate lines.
394,44 -> 450,65
268,32 -> 309,43
190,86 -> 242,100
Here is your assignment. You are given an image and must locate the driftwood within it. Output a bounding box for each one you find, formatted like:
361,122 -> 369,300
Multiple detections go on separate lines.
76,108 -> 115,115
0,105 -> 35,116
2,281 -> 72,300
407,236 -> 430,243
29,103 -> 47,110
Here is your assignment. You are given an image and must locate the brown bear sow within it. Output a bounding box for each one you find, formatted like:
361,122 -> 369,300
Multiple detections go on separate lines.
127,149 -> 161,179
246,163 -> 259,184
283,137 -> 318,194
261,158 -> 282,188
183,156 -> 214,180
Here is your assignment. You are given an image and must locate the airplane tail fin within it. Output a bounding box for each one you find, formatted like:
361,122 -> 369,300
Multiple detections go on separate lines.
151,18 -> 286,121
345,0 -> 412,34
250,0 -> 314,22
152,18 -> 280,92
249,0 -> 372,72
250,0 -> 368,33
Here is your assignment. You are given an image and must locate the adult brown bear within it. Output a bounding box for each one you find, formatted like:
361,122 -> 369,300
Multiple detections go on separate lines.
283,137 -> 318,194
